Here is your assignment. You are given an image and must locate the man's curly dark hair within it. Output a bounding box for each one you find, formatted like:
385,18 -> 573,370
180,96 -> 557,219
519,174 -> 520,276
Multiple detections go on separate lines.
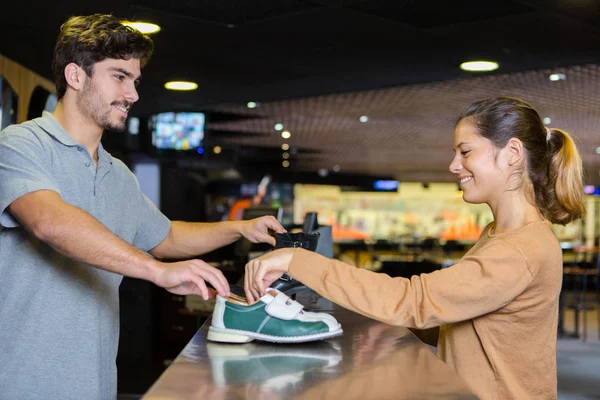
52,14 -> 154,99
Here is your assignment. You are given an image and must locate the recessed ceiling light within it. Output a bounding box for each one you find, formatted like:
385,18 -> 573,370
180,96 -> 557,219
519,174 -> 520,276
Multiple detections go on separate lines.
213,146 -> 222,154
122,21 -> 161,34
281,143 -> 289,151
318,168 -> 328,177
281,131 -> 291,139
274,123 -> 283,131
549,73 -> 566,81
460,61 -> 499,72
282,160 -> 290,168
333,165 -> 340,172
247,102 -> 257,109
164,81 -> 198,91
359,115 -> 369,122
543,117 -> 552,125
596,147 -> 600,155
282,152 -> 290,159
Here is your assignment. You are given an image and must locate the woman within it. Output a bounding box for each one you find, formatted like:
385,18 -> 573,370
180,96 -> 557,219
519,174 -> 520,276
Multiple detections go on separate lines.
244,97 -> 586,400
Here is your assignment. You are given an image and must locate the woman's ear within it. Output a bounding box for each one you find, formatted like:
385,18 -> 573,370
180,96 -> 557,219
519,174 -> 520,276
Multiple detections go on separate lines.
64,63 -> 84,91
505,138 -> 524,166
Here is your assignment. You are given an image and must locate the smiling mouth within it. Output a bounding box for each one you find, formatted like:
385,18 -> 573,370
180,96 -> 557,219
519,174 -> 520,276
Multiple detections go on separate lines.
114,105 -> 128,114
460,177 -> 473,186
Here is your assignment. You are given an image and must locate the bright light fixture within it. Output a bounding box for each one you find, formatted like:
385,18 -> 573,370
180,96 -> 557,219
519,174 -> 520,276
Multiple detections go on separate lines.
359,115 -> 369,123
460,61 -> 499,72
543,117 -> 552,125
281,143 -> 289,151
282,160 -> 290,168
247,102 -> 257,109
549,73 -> 566,81
122,22 -> 161,34
213,146 -> 222,154
281,131 -> 291,139
596,147 -> 600,155
282,152 -> 290,159
274,123 -> 284,131
164,81 -> 198,91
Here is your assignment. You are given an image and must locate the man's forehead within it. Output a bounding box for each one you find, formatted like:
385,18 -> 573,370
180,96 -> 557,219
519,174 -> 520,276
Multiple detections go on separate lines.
96,58 -> 141,74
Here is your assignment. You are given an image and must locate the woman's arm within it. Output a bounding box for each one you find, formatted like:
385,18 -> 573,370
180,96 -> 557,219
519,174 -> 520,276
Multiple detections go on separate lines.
286,245 -> 533,329
245,243 -> 534,329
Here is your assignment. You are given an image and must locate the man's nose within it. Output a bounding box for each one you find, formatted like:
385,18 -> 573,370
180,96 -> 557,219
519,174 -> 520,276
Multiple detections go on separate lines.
125,83 -> 139,103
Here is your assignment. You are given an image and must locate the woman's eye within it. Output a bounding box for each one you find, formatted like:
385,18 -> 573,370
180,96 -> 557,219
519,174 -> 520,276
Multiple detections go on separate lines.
461,150 -> 470,156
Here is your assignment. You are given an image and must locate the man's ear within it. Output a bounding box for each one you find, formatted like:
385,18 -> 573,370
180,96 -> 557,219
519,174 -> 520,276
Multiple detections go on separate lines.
505,137 -> 524,166
64,63 -> 85,91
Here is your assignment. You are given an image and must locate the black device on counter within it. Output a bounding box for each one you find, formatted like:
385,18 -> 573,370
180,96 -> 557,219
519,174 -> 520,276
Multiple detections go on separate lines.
274,232 -> 320,250
302,211 -> 318,233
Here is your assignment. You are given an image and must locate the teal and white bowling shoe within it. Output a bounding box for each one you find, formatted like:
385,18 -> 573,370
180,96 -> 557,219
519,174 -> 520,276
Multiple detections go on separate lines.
207,289 -> 342,344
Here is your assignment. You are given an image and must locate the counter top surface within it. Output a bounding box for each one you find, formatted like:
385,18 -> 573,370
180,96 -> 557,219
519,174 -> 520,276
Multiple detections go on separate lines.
143,291 -> 477,400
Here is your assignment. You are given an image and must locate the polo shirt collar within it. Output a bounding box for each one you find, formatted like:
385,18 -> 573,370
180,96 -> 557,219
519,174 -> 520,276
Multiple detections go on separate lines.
36,112 -> 79,146
98,143 -> 114,166
36,111 -> 113,166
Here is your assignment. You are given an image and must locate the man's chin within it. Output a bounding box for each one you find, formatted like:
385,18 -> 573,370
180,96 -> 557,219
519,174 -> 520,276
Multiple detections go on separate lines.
104,120 -> 127,132
104,126 -> 126,133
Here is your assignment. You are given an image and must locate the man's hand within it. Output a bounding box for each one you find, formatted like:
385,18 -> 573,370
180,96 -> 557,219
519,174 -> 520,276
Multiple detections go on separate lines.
244,248 -> 295,303
153,259 -> 230,300
240,216 -> 286,246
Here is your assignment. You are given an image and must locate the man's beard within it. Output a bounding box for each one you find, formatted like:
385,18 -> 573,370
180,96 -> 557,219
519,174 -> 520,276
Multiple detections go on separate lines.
78,79 -> 129,132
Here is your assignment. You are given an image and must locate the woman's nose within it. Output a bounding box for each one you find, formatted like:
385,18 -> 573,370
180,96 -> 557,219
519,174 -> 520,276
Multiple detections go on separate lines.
449,155 -> 462,174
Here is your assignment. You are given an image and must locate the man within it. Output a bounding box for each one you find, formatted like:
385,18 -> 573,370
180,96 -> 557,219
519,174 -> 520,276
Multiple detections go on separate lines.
0,14 -> 284,399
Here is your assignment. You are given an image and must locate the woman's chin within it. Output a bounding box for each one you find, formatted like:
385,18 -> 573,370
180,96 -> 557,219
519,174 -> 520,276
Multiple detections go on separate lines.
461,191 -> 483,205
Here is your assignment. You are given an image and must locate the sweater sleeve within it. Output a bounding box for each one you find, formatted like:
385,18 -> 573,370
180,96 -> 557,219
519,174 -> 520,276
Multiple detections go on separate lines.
288,240 -> 534,329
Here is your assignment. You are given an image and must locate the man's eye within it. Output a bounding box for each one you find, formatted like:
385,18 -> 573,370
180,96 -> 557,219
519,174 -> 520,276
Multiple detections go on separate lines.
461,150 -> 470,156
115,75 -> 125,81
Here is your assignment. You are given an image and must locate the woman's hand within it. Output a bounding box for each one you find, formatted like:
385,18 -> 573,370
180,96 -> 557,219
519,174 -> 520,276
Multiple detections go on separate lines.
244,248 -> 295,303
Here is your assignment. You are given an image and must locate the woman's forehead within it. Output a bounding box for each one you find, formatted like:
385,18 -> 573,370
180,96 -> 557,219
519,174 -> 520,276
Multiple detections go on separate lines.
454,120 -> 479,140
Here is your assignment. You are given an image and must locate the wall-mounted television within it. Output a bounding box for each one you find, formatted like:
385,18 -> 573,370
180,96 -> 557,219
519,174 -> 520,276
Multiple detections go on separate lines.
149,112 -> 205,150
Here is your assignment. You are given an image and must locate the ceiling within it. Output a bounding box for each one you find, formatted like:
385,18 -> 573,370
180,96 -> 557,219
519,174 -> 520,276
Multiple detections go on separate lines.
2,0 -> 600,185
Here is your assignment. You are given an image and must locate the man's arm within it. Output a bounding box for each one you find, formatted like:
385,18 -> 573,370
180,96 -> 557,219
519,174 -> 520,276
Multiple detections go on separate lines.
150,217 -> 285,260
8,190 -> 229,299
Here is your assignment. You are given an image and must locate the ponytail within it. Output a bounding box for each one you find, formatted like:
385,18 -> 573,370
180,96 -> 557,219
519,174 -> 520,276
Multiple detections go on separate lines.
536,129 -> 586,225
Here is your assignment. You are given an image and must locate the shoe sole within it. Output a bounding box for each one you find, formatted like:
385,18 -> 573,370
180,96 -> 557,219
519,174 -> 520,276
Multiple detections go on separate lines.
207,326 -> 343,344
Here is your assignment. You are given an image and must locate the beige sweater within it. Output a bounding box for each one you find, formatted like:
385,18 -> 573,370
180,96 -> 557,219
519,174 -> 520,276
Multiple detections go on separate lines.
289,221 -> 562,400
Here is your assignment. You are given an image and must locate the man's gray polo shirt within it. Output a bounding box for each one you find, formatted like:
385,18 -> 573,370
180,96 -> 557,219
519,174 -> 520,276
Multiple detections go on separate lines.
0,112 -> 171,400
